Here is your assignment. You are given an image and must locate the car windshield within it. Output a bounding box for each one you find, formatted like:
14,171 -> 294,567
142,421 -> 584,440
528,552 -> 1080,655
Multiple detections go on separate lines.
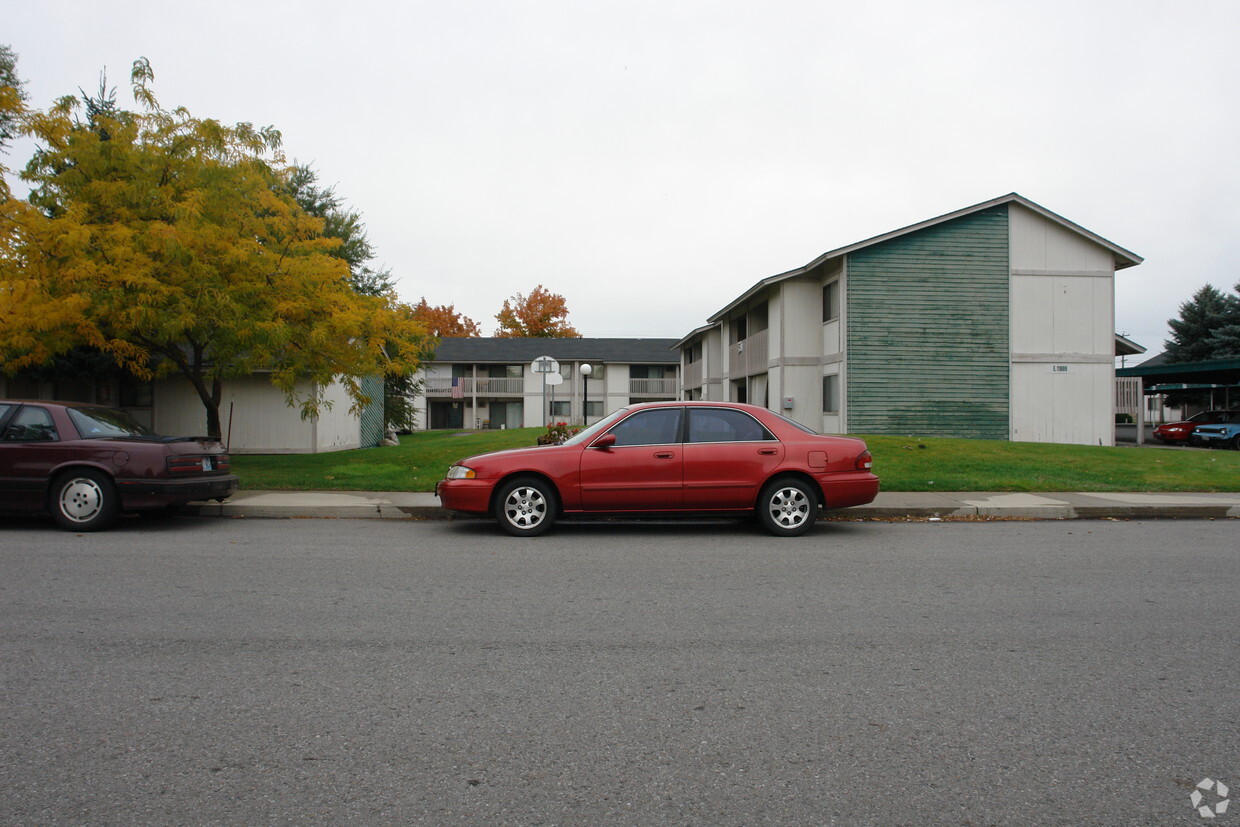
69,406 -> 156,439
561,408 -> 629,446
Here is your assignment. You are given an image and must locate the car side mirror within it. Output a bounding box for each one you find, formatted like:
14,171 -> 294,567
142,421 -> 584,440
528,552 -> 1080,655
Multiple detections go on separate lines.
591,433 -> 617,450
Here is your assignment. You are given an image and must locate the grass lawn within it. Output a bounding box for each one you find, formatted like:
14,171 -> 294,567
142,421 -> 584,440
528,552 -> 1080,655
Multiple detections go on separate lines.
230,428 -> 1240,493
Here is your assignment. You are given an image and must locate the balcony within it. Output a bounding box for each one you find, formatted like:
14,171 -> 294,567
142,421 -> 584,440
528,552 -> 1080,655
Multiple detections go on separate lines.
425,377 -> 525,397
683,361 -> 703,389
629,377 -> 679,397
730,328 -> 768,377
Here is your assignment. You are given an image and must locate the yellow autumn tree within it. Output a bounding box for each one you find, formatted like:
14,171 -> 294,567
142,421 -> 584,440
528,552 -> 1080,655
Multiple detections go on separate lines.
0,58 -> 429,437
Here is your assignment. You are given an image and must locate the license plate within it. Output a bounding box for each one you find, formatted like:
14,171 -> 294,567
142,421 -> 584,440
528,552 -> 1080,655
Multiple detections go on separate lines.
201,457 -> 213,471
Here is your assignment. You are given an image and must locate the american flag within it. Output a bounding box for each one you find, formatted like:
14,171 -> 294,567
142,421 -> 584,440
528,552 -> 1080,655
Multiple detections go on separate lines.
451,377 -> 464,399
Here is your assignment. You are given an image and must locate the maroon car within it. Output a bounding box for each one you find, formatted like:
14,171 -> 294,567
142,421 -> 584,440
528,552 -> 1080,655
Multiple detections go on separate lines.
1153,410 -> 1238,445
0,400 -> 238,531
437,401 -> 879,537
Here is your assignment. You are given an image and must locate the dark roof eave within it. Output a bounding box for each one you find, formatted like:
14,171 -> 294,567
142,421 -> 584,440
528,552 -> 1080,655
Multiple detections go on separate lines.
1117,357 -> 1240,377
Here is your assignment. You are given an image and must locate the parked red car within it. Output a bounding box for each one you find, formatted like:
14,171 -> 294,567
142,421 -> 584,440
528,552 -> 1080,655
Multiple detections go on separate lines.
1153,410 -> 1238,445
0,400 -> 238,531
436,401 -> 879,537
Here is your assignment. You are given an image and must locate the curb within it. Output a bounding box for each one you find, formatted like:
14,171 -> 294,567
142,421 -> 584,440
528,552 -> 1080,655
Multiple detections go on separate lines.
187,492 -> 1240,522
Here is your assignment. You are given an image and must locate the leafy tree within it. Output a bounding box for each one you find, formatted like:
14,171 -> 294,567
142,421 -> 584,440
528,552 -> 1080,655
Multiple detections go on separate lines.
1203,280 -> 1240,358
0,58 -> 429,437
1164,284 -> 1238,362
494,284 -> 581,338
413,298 -> 481,338
283,164 -> 394,296
0,44 -> 27,155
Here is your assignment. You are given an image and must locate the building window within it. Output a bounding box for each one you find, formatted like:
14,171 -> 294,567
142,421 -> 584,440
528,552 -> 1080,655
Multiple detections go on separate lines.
823,280 -> 839,323
585,401 -> 603,418
488,365 -> 523,379
822,374 -> 839,414
630,365 -> 667,379
118,377 -> 154,408
550,401 -> 570,418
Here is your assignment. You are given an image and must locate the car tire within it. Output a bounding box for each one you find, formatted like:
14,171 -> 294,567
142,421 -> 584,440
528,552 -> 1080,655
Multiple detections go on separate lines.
50,469 -> 120,532
1232,434 -> 1240,451
495,477 -> 558,537
757,477 -> 818,537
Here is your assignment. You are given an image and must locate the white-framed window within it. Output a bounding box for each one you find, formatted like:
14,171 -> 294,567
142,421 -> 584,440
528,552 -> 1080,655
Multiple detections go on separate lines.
822,280 -> 839,323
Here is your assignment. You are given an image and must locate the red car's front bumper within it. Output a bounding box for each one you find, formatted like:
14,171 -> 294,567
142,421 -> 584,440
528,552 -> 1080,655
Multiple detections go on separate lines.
436,478 -> 496,515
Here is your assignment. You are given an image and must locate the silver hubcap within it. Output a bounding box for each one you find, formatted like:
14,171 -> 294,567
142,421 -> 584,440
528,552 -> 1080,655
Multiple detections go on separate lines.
59,477 -> 104,523
768,486 -> 810,530
504,486 -> 547,529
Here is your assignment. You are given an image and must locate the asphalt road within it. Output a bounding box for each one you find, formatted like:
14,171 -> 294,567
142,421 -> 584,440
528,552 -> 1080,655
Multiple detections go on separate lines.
1,516 -> 1236,825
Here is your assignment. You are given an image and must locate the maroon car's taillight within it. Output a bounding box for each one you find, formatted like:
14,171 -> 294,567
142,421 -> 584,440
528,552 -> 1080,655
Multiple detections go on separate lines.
855,450 -> 873,471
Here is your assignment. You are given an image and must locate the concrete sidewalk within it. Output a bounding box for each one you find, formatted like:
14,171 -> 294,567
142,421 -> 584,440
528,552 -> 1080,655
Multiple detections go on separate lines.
190,490 -> 1240,521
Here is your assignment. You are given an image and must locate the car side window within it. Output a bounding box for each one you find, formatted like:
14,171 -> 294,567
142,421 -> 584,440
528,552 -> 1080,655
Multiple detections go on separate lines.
1,406 -> 59,443
606,409 -> 682,447
687,408 -> 775,443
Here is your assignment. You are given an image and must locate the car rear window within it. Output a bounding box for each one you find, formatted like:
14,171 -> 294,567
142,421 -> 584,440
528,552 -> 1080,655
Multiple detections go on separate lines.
69,406 -> 156,438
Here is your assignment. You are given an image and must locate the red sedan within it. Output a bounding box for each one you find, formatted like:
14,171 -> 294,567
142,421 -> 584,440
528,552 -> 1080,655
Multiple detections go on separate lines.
436,401 -> 879,537
0,400 -> 238,531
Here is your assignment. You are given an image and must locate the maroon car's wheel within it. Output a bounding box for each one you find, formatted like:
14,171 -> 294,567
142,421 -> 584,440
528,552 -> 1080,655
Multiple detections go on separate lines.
50,469 -> 120,532
495,477 -> 557,537
757,478 -> 817,537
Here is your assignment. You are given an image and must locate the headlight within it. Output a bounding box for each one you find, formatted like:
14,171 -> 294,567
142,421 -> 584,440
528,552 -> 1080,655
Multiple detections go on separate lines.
446,465 -> 476,480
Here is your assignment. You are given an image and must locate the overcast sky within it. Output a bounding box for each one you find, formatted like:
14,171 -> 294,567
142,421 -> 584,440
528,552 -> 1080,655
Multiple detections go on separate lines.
6,0 -> 1238,357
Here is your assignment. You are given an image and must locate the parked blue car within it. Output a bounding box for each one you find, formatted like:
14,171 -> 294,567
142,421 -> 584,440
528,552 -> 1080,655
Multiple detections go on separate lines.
1192,410 -> 1240,450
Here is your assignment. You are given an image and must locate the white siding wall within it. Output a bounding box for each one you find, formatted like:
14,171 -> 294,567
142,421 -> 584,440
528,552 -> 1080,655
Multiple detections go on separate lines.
154,375 -> 360,454
1009,204 -> 1116,445
775,279 -> 828,429
701,327 -> 725,401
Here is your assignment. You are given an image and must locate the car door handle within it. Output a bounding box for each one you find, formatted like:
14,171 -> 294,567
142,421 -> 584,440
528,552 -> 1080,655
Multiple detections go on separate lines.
757,448 -> 778,455
654,451 -> 675,459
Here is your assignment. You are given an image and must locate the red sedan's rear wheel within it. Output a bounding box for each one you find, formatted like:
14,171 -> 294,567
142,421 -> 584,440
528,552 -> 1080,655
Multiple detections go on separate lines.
757,477 -> 818,537
495,477 -> 558,537
50,469 -> 120,532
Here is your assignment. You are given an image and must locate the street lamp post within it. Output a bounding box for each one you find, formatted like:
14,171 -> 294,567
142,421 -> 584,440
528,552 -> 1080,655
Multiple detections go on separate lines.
580,363 -> 592,426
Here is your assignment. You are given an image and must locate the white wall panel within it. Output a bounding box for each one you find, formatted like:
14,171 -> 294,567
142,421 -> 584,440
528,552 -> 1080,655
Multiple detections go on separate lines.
1010,205 -> 1113,272
1011,363 -> 1112,445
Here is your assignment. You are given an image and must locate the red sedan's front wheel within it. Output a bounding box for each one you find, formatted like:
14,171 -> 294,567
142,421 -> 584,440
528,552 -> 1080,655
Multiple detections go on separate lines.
495,477 -> 558,537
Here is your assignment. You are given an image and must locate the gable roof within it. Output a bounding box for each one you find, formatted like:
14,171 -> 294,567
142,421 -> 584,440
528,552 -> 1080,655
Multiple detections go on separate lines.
428,337 -> 680,365
706,193 -> 1143,323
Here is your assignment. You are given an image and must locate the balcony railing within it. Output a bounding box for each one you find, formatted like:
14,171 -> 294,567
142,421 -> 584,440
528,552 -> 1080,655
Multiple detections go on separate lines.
683,361 -> 703,389
730,328 -> 769,376
425,377 -> 525,397
629,377 -> 679,397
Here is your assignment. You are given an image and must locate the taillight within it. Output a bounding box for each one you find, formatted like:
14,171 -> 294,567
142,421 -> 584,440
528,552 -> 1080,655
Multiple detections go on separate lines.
855,450 -> 873,471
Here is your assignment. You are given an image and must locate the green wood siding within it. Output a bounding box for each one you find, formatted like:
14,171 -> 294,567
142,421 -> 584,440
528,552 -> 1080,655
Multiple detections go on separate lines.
359,375 -> 386,448
846,206 -> 1009,439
